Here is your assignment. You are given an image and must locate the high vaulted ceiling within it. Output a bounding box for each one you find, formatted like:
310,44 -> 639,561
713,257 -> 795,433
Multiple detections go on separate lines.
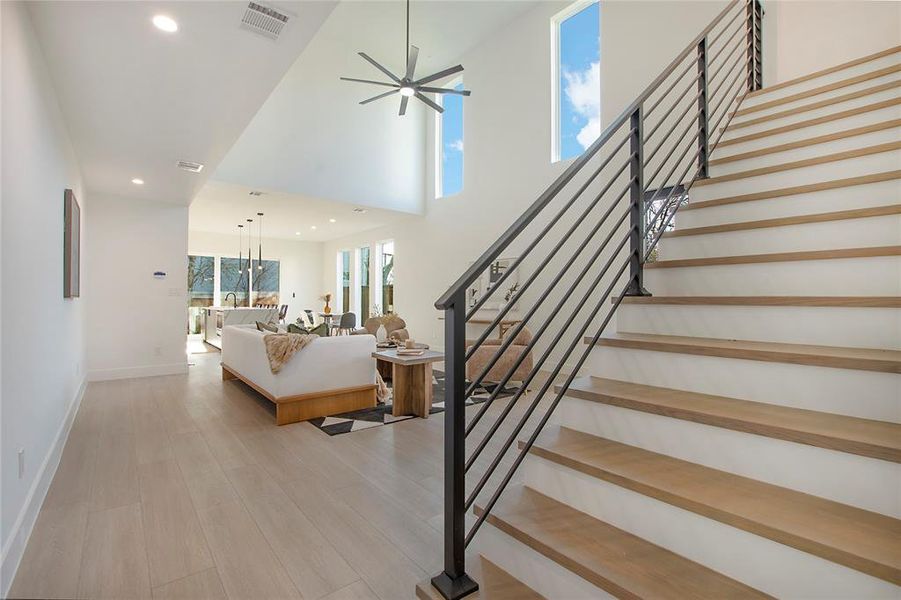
28,0 -> 337,205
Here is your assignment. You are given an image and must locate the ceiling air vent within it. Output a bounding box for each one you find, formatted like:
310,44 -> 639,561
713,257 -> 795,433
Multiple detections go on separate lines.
241,2 -> 291,41
176,160 -> 204,173
248,190 -> 264,197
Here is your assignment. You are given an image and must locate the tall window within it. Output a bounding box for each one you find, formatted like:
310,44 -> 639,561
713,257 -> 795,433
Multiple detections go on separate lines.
219,257 -> 250,307
358,246 -> 370,321
252,259 -> 280,306
553,1 -> 600,162
436,81 -> 464,198
338,250 -> 351,313
377,241 -> 395,314
187,255 -> 214,333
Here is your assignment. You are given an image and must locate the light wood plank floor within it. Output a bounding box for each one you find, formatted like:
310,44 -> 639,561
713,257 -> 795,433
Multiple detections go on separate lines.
10,351 -> 555,600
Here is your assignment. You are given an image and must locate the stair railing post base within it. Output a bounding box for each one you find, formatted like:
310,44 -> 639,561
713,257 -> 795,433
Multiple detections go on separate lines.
430,572 -> 479,600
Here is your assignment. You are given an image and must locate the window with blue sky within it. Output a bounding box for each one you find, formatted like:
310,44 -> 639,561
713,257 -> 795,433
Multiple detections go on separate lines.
438,82 -> 464,198
557,1 -> 600,161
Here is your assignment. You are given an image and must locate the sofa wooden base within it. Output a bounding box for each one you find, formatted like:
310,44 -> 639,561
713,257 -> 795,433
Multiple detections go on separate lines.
221,364 -> 377,425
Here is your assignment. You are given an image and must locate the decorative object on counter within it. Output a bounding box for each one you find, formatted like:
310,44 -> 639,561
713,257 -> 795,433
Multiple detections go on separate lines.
63,189 -> 81,298
466,257 -> 519,310
320,293 -> 332,314
376,323 -> 388,343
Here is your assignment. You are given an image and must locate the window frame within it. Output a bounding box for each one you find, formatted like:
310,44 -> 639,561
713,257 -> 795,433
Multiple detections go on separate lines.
434,78 -> 465,199
550,0 -> 601,163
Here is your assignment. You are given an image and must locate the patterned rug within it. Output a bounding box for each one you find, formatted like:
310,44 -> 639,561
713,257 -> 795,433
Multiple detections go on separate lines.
309,370 -> 523,436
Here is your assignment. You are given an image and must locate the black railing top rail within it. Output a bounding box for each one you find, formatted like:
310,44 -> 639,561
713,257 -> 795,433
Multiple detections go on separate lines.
434,0 -> 739,311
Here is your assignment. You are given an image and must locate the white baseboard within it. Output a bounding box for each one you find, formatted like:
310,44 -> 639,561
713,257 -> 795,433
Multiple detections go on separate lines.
0,377 -> 86,598
88,361 -> 188,382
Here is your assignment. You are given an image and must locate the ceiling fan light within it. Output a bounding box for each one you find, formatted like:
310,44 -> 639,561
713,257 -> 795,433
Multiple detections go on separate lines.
399,86 -> 415,97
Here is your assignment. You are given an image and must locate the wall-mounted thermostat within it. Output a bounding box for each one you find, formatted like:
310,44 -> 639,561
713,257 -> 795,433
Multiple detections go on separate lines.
153,271 -> 167,279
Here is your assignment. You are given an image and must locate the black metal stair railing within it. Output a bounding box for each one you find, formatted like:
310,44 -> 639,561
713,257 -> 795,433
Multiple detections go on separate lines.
431,1 -> 763,597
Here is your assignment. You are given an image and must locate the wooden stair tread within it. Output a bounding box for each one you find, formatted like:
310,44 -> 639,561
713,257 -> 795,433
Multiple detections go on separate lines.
588,332 -> 901,373
475,486 -> 769,599
680,170 -> 901,211
746,46 -> 901,99
711,119 -> 901,166
644,246 -> 901,268
661,204 -> 901,237
719,97 -> 901,147
616,296 -> 901,308
694,141 -> 901,186
736,63 -> 901,116
527,426 -> 901,584
557,376 -> 901,462
731,81 -> 901,131
416,556 -> 545,600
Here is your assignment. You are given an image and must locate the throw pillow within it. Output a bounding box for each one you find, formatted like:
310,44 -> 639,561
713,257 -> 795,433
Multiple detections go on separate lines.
287,323 -> 308,334
256,320 -> 278,333
287,322 -> 328,336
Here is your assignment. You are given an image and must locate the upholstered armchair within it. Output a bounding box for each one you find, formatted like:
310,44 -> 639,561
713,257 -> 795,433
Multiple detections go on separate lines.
466,327 -> 534,384
351,314 -> 410,341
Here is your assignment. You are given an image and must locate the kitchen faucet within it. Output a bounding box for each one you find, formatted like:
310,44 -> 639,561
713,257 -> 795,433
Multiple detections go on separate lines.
224,292 -> 237,309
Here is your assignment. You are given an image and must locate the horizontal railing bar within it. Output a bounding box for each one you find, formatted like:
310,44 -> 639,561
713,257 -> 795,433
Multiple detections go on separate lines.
463,180 -> 634,434
705,15 -> 746,70
464,232 -> 634,511
464,265 -> 632,546
643,113 -> 703,194
643,89 -> 703,168
643,72 -> 703,145
434,0 -> 739,308
707,30 -> 747,87
644,56 -> 698,119
464,204 -> 632,470
464,171 -> 634,398
708,44 -> 750,106
705,2 -> 745,50
465,131 -> 633,322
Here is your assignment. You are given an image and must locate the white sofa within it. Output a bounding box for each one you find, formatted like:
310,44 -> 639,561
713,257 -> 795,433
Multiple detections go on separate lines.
221,324 -> 377,424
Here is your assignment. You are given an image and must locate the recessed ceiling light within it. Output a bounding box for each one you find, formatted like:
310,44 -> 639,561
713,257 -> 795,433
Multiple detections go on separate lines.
131,178 -> 144,185
152,15 -> 178,33
310,225 -> 317,230
295,232 -> 301,236
329,218 -> 336,223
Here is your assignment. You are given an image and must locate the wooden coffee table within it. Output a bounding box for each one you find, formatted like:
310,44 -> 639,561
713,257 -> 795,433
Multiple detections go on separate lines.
372,349 -> 444,418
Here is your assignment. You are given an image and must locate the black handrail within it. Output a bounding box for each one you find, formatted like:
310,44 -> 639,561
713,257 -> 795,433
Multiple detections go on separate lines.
430,2 -> 762,597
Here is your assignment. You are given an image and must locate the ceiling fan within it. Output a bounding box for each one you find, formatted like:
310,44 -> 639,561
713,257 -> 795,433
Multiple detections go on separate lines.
340,0 -> 471,116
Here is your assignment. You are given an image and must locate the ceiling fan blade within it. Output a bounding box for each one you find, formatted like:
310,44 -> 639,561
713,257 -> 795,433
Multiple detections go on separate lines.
413,64 -> 464,86
360,89 -> 400,105
399,96 -> 409,116
419,86 -> 472,96
414,91 -> 444,113
340,77 -> 399,88
405,45 -> 419,80
358,52 -> 402,84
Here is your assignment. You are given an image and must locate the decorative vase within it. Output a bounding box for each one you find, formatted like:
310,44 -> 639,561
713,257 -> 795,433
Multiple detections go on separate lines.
376,324 -> 388,343
323,301 -> 331,314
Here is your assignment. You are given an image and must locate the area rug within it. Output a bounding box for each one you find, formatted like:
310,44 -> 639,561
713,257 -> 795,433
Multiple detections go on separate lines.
309,370 -> 523,436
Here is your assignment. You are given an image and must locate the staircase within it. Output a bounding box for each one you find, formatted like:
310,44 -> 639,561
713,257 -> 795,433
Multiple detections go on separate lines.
420,2 -> 900,597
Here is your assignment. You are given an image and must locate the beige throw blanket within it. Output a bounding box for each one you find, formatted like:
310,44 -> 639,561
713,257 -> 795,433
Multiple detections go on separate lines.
263,333 -> 318,373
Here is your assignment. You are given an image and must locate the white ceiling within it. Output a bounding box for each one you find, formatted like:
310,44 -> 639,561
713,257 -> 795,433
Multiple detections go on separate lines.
210,0 -> 543,213
27,0 -> 338,205
189,181 -> 412,242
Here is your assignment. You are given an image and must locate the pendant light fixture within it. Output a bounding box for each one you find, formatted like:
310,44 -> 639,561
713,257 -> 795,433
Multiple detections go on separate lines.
237,224 -> 244,274
246,219 -> 253,274
257,212 -> 264,270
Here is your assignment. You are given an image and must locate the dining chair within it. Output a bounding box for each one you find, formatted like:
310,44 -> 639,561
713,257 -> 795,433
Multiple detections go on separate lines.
278,304 -> 288,323
304,309 -> 316,326
335,312 -> 356,335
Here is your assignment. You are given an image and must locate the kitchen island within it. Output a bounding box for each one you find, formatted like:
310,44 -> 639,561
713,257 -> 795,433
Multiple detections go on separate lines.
202,306 -> 278,349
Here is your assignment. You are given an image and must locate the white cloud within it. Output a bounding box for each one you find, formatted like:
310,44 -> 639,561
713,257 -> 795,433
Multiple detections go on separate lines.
563,61 -> 600,149
447,139 -> 464,153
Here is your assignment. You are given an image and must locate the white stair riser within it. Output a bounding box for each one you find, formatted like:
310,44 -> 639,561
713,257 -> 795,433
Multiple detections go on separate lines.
474,522 -> 613,600
710,125 -> 901,177
740,54 -> 901,109
659,213 -> 901,260
676,179 -> 901,228
556,397 -> 901,517
644,256 -> 901,296
710,105 -> 901,163
616,304 -> 901,350
523,456 -> 900,599
583,346 -> 901,422
690,150 -> 901,199
723,84 -> 901,138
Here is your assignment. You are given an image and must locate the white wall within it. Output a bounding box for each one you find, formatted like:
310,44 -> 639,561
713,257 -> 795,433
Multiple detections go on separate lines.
765,0 -> 901,85
0,2 -> 87,592
189,230 -> 323,325
320,1 -> 732,351
85,195 -> 189,381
